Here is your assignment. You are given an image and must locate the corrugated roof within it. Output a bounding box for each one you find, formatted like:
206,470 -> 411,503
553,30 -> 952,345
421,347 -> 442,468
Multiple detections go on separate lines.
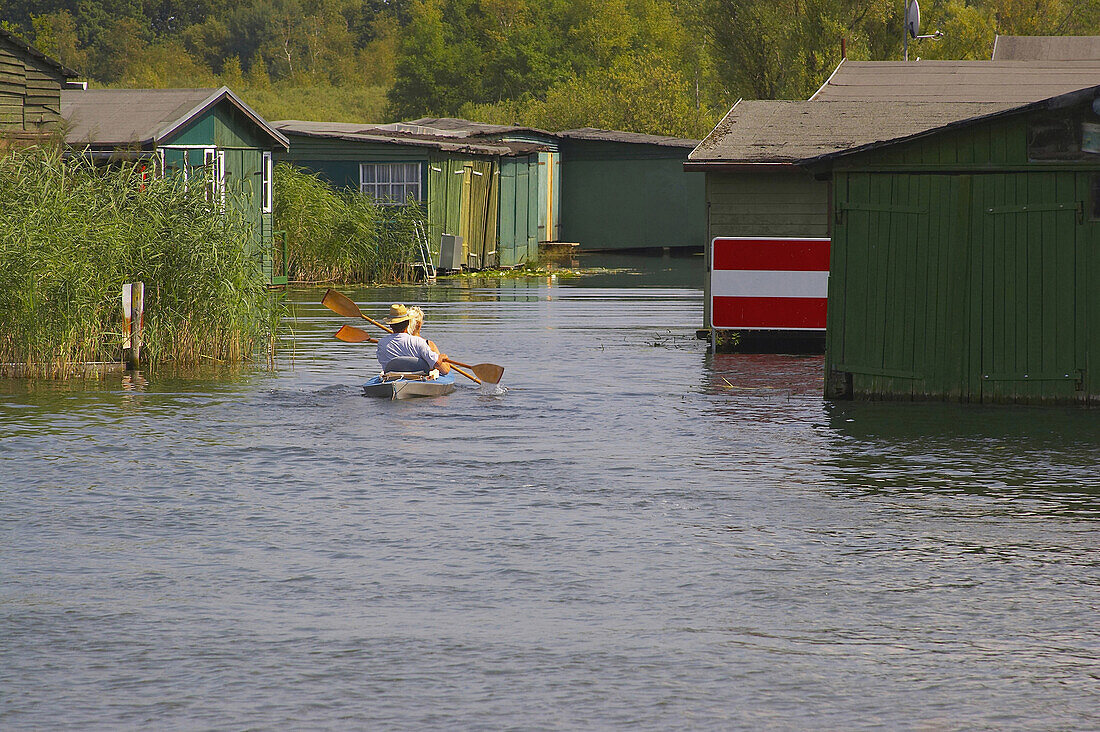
274,120 -> 548,156
687,100 -> 1016,164
0,27 -> 80,79
992,35 -> 1100,60
62,87 -> 289,149
810,59 -> 1100,103
556,127 -> 699,147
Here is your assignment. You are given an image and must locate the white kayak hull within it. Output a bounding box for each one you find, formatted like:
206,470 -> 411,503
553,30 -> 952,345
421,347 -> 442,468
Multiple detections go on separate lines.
362,371 -> 457,400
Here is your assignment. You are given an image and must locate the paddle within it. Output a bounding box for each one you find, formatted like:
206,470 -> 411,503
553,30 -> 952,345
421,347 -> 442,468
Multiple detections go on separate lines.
332,323 -> 500,385
322,291 -> 506,384
333,325 -> 376,343
322,288 -> 394,333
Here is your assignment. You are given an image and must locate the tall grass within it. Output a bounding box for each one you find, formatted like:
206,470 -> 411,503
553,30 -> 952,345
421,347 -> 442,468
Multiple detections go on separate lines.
0,146 -> 280,374
274,163 -> 423,283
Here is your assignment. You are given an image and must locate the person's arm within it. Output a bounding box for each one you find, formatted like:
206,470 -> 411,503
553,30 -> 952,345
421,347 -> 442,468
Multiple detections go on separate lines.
419,339 -> 450,375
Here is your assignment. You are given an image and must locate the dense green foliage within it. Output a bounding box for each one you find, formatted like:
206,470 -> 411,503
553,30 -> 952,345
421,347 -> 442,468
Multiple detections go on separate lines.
3,1 -> 1100,137
0,146 -> 279,371
274,163 -> 424,283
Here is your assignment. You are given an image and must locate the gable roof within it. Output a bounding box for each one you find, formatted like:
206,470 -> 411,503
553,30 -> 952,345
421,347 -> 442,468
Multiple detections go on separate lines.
61,87 -> 289,149
992,35 -> 1100,60
273,120 -> 549,156
810,59 -> 1100,103
686,99 -> 1016,167
804,84 -> 1100,167
0,27 -> 80,80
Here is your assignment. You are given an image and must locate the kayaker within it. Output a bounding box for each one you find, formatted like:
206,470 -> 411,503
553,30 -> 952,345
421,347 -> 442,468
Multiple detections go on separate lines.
376,303 -> 451,375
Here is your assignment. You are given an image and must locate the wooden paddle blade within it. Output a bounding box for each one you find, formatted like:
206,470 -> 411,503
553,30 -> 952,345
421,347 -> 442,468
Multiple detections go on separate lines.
321,288 -> 364,319
471,363 -> 504,384
334,325 -> 376,343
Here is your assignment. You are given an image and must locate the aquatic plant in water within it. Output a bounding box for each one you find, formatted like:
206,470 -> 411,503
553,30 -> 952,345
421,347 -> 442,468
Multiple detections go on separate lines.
0,146 -> 280,374
274,163 -> 423,284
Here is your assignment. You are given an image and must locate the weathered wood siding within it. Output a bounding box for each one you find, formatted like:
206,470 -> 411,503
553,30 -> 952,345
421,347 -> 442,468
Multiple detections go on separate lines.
702,168 -> 830,329
0,37 -> 65,133
825,100 -> 1100,404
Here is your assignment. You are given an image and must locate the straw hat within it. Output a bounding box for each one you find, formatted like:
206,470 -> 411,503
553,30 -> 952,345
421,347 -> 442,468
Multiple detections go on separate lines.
383,303 -> 412,325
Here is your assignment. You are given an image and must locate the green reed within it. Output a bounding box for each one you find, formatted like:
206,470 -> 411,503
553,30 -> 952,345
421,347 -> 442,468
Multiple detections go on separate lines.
274,163 -> 423,284
0,146 -> 280,374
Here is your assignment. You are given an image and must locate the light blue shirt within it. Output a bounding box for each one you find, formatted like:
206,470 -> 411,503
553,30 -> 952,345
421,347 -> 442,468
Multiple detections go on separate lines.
376,332 -> 439,370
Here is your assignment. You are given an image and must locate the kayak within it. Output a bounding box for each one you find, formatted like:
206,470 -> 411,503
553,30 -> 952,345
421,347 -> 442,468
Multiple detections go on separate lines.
362,370 -> 456,400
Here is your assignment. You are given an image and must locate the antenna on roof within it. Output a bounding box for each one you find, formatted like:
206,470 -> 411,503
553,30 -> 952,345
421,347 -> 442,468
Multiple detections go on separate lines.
903,0 -> 943,61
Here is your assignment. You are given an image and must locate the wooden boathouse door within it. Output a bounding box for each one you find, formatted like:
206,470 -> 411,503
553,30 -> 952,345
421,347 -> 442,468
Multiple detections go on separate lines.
972,173 -> 1081,403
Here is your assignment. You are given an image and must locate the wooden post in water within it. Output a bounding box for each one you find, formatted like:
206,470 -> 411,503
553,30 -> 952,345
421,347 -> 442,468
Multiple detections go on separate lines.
122,282 -> 145,369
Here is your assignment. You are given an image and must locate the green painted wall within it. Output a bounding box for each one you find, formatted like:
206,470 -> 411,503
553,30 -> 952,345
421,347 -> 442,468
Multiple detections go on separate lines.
559,140 -> 704,251
161,99 -> 281,283
824,99 -> 1100,405
498,155 -> 539,267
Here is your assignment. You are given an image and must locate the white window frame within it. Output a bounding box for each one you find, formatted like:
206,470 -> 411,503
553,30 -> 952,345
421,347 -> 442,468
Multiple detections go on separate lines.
359,162 -> 422,205
262,151 -> 273,213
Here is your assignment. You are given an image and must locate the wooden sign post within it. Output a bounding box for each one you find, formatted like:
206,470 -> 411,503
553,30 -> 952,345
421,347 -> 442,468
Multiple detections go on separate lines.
122,282 -> 145,368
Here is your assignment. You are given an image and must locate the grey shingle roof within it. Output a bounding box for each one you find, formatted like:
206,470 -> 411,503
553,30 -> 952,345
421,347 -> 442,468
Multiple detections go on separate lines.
992,35 -> 1100,60
810,59 -> 1100,103
62,87 -> 288,149
687,100 -> 1016,164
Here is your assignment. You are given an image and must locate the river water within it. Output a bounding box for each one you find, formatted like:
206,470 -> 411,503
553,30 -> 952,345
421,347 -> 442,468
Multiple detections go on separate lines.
2,253 -> 1098,730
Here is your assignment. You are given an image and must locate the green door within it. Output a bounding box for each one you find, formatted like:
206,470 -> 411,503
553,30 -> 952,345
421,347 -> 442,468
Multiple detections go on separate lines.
973,173 -> 1080,403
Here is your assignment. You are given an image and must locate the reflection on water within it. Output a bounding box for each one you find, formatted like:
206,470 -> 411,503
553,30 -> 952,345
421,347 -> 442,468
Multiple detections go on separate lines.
2,256 -> 1097,730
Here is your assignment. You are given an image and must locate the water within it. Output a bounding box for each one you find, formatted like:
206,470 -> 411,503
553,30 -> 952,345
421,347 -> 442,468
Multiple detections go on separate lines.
2,253 -> 1098,730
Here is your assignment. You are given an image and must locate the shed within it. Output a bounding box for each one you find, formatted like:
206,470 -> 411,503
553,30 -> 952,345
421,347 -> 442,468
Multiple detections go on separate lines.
805,86 -> 1100,405
274,120 -> 554,269
62,87 -> 290,284
556,128 -> 703,251
992,35 -> 1100,60
689,58 -> 1100,335
0,28 -> 80,141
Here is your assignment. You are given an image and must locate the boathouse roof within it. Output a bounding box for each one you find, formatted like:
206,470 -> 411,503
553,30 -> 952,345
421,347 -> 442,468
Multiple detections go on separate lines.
273,120 -> 550,156
992,35 -> 1100,60
686,99 -> 1014,167
555,128 -> 699,148
810,59 -> 1100,103
61,87 -> 289,149
802,83 -> 1100,167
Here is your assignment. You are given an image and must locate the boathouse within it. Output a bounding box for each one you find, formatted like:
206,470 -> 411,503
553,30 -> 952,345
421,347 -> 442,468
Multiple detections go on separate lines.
689,58 -> 1100,337
0,28 -> 80,143
805,85 -> 1100,405
275,119 -> 557,268
61,87 -> 291,284
555,128 -> 704,252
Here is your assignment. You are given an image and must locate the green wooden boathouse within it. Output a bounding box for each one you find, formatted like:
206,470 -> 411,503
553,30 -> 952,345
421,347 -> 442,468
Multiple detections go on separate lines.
808,85 -> 1100,405
0,27 -> 80,142
62,87 -> 291,284
557,128 -> 703,252
274,119 -> 558,269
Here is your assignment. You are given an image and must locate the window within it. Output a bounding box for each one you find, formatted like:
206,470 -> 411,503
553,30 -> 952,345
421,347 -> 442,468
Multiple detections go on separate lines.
262,151 -> 273,213
360,162 -> 422,204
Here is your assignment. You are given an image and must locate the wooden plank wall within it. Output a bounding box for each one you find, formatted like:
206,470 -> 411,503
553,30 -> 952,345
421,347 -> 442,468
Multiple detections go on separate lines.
0,39 -> 63,133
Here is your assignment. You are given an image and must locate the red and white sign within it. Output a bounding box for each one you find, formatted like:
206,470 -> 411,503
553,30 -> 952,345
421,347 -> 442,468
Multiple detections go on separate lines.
710,237 -> 830,330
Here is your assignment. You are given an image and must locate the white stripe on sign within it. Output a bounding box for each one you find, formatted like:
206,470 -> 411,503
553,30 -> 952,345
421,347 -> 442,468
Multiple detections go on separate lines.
711,269 -> 829,299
